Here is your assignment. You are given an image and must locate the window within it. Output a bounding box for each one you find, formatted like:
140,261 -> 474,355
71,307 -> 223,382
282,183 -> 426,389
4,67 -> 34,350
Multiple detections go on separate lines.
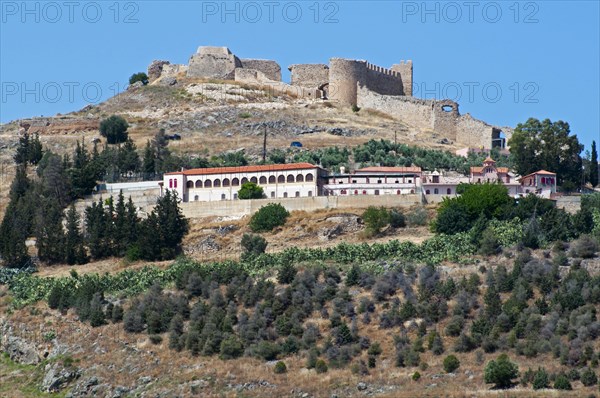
221,193 -> 226,200
278,175 -> 285,183
395,180 -> 399,184
410,189 -> 414,194
223,178 -> 230,187
204,179 -> 212,188
362,190 -> 367,195
250,177 -> 258,184
232,178 -> 240,186
268,176 -> 276,184
426,190 -> 430,194
233,193 -> 238,200
283,192 -> 288,198
187,181 -> 193,188
296,174 -> 304,182
374,190 -> 380,195
271,191 -> 275,198
352,180 -> 357,183
434,188 -> 439,194
377,180 -> 382,184
354,190 -> 358,195
295,191 -> 300,197
241,177 -> 249,184
169,179 -> 173,188
447,188 -> 452,195
259,176 -> 267,184
397,190 -> 401,195
308,191 -> 313,197
306,173 -> 314,182
478,178 -> 481,183
194,195 -> 199,201
408,180 -> 412,183
287,175 -> 295,183
341,189 -> 347,195
195,180 -> 202,188
213,179 -> 221,187
174,179 -> 177,188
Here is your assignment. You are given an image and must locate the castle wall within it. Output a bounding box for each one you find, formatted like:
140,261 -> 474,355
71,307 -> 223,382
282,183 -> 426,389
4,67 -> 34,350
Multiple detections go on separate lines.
187,46 -> 242,79
240,59 -> 281,81
234,68 -> 274,84
329,58 -> 367,106
364,62 -> 404,96
288,64 -> 329,88
391,61 -> 413,96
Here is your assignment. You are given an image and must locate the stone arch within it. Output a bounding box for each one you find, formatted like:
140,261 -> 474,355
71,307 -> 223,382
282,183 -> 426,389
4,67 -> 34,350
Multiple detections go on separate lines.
296,174 -> 304,182
287,175 -> 295,183
232,178 -> 240,186
277,175 -> 285,183
259,176 -> 267,184
195,180 -> 202,188
306,173 -> 314,182
268,175 -> 276,184
222,178 -> 230,187
447,188 -> 452,195
241,177 -> 249,184
186,181 -> 194,188
204,179 -> 212,188
250,176 -> 258,184
213,179 -> 221,187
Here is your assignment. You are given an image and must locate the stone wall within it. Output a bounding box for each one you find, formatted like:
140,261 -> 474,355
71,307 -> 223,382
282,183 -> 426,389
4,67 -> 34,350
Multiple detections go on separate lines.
19,117 -> 99,135
187,46 -> 242,79
364,62 -> 404,97
288,64 -> 329,88
391,61 -> 413,96
180,194 -> 421,218
147,60 -> 170,82
240,59 -> 281,81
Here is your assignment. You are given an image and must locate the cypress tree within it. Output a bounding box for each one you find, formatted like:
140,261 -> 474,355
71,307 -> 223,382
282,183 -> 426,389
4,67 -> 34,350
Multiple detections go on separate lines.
0,166 -> 32,268
591,141 -> 598,188
113,191 -> 127,255
142,140 -> 156,180
64,204 -> 87,265
35,196 -> 65,264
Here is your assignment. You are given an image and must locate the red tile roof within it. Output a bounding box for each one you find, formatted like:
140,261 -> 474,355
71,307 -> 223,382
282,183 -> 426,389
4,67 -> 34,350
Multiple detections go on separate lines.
164,162 -> 318,176
520,170 -> 557,179
470,167 -> 509,174
483,157 -> 496,163
356,166 -> 422,173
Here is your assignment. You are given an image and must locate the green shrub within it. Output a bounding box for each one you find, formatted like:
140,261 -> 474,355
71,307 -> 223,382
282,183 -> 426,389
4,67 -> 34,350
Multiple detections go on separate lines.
412,371 -> 421,381
274,361 -> 287,374
241,234 -> 267,259
483,354 -> 519,389
532,367 -> 549,390
315,359 -> 328,374
478,228 -> 501,256
570,235 -> 599,258
129,72 -> 149,85
238,182 -> 264,200
581,367 -> 598,386
443,355 -> 460,373
277,263 -> 296,284
407,207 -> 428,226
362,206 -> 390,237
219,335 -> 244,360
100,115 -> 129,145
389,209 -> 406,228
554,374 -> 572,390
149,334 -> 163,345
249,203 -> 290,232
254,341 -> 280,361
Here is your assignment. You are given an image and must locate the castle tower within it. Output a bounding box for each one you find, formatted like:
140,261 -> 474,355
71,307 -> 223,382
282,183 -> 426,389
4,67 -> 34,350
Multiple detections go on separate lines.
391,60 -> 413,96
329,58 -> 367,106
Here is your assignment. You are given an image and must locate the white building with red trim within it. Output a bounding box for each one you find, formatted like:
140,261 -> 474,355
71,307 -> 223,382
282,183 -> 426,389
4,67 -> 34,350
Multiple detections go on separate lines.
162,163 -> 325,202
519,170 -> 557,198
322,166 -> 421,196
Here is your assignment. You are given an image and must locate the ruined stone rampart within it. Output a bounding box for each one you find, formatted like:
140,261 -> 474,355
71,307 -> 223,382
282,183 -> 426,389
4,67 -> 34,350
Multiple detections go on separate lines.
19,117 -> 99,135
391,61 -> 413,96
288,64 -> 329,88
187,46 -> 242,79
364,62 -> 404,97
240,59 -> 281,81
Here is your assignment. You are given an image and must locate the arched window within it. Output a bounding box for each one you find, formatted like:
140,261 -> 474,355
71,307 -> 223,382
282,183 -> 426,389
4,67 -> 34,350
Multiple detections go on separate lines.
213,179 -> 221,187
283,192 -> 288,198
222,178 -> 230,187
362,190 -> 367,195
410,189 -> 415,194
287,175 -> 295,183
186,181 -> 194,188
306,173 -> 314,182
259,176 -> 267,184
278,175 -> 285,183
426,190 -> 430,195
204,179 -> 212,188
295,191 -> 300,197
354,190 -> 358,195
341,189 -> 347,195
241,177 -> 249,184
194,195 -> 199,201
397,190 -> 401,195
221,194 -> 226,200
296,174 -> 304,182
232,178 -> 240,186
434,188 -> 439,194
308,191 -> 313,197
268,176 -> 276,184
195,180 -> 202,188
250,176 -> 258,184
447,188 -> 452,195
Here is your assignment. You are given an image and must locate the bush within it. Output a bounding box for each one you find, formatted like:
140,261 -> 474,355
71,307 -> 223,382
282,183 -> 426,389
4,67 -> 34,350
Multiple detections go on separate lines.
389,209 -> 406,228
149,334 -> 163,345
407,207 -> 428,226
581,367 -> 598,386
483,354 -> 519,389
274,361 -> 287,374
99,115 -> 129,145
443,355 -> 460,373
532,367 -> 549,390
241,234 -> 267,259
219,335 -> 244,360
412,371 -> 421,381
570,235 -> 599,259
362,206 -> 391,237
129,72 -> 149,85
315,359 -> 328,374
554,374 -> 572,390
255,341 -> 280,361
478,228 -> 501,256
238,182 -> 265,200
249,203 -> 290,232
277,263 -> 296,284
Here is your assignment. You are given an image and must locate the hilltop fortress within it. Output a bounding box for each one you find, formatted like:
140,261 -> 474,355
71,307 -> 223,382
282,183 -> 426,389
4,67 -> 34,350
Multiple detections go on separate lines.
148,46 -> 512,149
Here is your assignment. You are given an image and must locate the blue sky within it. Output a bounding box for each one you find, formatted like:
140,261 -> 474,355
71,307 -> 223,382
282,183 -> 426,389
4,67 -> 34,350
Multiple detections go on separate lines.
1,1 -> 599,150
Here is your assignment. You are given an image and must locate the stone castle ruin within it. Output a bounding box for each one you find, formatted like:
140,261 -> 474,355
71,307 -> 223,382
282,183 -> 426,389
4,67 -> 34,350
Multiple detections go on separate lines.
148,46 -> 511,149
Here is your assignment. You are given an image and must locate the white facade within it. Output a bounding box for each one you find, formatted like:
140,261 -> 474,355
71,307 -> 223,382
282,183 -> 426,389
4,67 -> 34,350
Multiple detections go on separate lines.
163,163 -> 323,202
323,167 -> 421,196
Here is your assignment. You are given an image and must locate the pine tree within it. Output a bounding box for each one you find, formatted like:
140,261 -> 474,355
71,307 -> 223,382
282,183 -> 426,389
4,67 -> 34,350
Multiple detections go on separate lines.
64,204 -> 87,265
113,191 -> 127,255
13,132 -> 30,164
591,141 -> 599,188
35,196 -> 65,264
142,140 -> 156,180
0,166 -> 32,268
118,139 -> 140,177
125,197 -> 139,247
85,200 -> 110,259
89,292 -> 106,327
29,133 -> 43,165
